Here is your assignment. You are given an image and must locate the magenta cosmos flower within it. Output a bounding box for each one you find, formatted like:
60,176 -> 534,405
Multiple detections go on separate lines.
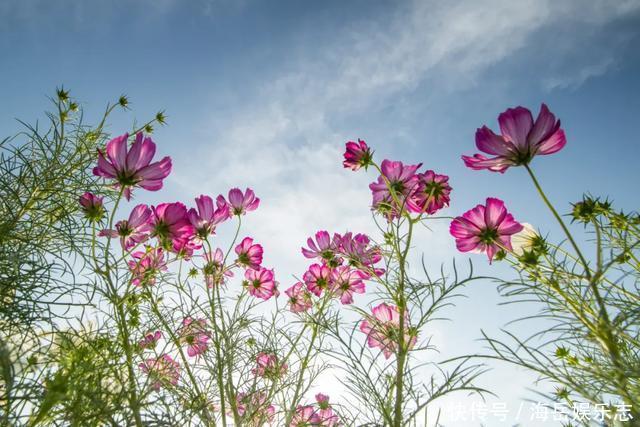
128,247 -> 168,287
78,192 -> 104,221
462,104 -> 566,173
449,197 -> 523,262
329,266 -> 365,305
178,317 -> 210,357
290,405 -> 321,427
343,138 -> 373,171
244,267 -> 278,300
150,202 -> 195,249
93,132 -> 172,200
303,263 -> 332,297
407,170 -> 452,215
252,352 -> 287,378
188,194 -> 230,239
235,237 -> 263,269
360,303 -> 417,359
301,230 -> 342,264
138,330 -> 162,350
139,354 -> 180,391
100,204 -> 152,251
285,282 -> 313,313
227,188 -> 260,216
369,159 -> 421,219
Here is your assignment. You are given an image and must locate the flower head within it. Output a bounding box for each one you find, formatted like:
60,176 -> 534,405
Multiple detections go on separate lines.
227,188 -> 260,216
178,317 -> 209,357
369,160 -> 421,220
244,267 -> 278,300
301,231 -> 342,264
303,263 -> 332,297
343,138 -> 373,171
188,194 -> 230,239
285,282 -> 313,313
78,192 -> 105,221
138,330 -> 162,350
151,202 -> 195,250
450,197 -> 523,262
360,303 -> 417,359
407,170 -> 452,215
100,204 -> 152,250
93,132 -> 172,200
329,266 -> 365,305
253,352 -> 287,378
462,104 -> 566,173
235,237 -> 264,269
139,354 -> 180,391
128,247 -> 168,286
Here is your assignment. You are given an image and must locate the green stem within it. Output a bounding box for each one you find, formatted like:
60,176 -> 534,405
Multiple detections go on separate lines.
524,164 -> 591,278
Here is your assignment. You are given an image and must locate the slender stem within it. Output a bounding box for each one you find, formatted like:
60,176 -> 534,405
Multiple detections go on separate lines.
524,164 -> 591,278
393,218 -> 413,427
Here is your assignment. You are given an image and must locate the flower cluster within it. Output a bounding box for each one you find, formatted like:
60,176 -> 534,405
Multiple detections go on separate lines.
286,231 -> 383,313
343,139 -> 452,221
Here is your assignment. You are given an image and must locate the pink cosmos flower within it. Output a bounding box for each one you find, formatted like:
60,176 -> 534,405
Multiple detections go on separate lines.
449,197 -> 523,262
301,231 -> 343,264
343,138 -> 373,171
407,170 -> 452,215
128,247 -> 168,286
178,317 -> 210,357
303,263 -> 332,297
252,352 -> 287,378
188,194 -> 230,239
235,237 -> 264,269
244,267 -> 278,300
235,392 -> 275,426
227,188 -> 260,216
290,405 -> 321,427
338,232 -> 382,268
462,104 -> 567,173
329,266 -> 366,305
316,394 -> 340,426
360,303 -> 417,359
203,248 -> 233,287
93,132 -> 172,200
100,204 -> 152,251
150,202 -> 195,249
78,192 -> 104,221
138,330 -> 162,350
139,354 -> 180,391
369,160 -> 421,219
285,282 -> 313,313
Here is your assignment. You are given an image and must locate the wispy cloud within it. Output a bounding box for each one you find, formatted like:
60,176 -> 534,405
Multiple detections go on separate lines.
177,0 -> 638,278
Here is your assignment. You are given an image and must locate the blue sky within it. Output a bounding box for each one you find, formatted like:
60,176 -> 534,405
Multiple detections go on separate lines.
2,0 -> 640,425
